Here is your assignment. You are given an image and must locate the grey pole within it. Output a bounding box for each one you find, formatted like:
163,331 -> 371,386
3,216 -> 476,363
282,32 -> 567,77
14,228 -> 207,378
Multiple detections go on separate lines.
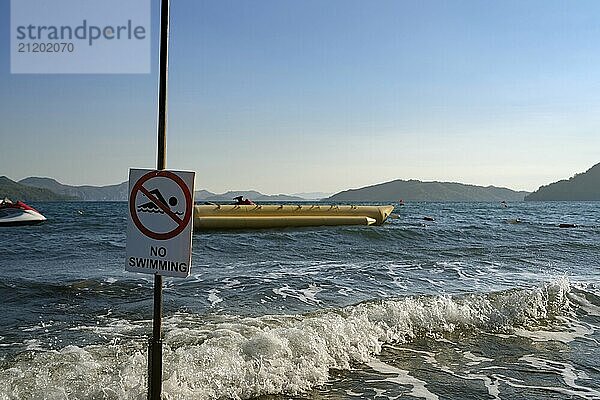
149,0 -> 170,399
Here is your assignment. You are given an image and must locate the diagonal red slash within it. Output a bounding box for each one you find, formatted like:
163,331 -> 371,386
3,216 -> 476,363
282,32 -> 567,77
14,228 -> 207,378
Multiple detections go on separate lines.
138,185 -> 185,227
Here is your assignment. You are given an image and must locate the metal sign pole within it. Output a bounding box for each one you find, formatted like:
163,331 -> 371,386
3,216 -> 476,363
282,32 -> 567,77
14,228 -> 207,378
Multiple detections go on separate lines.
149,0 -> 170,399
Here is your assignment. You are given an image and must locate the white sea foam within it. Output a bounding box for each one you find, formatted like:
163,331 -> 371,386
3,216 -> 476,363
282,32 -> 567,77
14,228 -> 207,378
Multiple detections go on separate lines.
367,359 -> 439,399
272,283 -> 323,305
389,345 -> 500,399
0,344 -> 147,399
207,289 -> 223,307
514,316 -> 596,344
495,355 -> 600,399
463,351 -> 493,365
0,278 -> 583,399
345,389 -> 365,396
23,339 -> 44,351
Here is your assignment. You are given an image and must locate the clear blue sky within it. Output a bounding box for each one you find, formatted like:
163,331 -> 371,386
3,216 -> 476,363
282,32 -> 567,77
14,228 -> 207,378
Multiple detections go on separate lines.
2,0 -> 600,193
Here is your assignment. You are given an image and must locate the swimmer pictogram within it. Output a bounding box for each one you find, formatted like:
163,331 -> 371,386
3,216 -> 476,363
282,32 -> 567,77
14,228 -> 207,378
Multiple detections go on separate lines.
129,170 -> 193,241
137,188 -> 183,216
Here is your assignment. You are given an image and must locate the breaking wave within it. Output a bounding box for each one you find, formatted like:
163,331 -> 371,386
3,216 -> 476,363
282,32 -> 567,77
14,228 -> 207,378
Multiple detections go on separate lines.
0,278 -> 586,399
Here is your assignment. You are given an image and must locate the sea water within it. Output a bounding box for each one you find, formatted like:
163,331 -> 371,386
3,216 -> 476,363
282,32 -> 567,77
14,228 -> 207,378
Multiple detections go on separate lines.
0,201 -> 599,399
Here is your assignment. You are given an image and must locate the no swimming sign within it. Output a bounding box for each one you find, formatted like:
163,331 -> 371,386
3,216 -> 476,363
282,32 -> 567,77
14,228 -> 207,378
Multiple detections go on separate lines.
126,168 -> 195,278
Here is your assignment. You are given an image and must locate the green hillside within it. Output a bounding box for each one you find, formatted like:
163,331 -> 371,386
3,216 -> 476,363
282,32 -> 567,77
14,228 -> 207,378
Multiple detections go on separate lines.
20,177 -> 128,201
525,163 -> 600,201
0,176 -> 74,201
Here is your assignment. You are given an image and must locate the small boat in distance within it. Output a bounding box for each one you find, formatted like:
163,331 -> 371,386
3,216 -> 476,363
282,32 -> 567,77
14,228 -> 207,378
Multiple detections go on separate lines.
0,199 -> 47,226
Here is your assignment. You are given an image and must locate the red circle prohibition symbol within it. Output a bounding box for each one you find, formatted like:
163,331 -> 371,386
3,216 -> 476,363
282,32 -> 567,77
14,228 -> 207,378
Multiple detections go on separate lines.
130,170 -> 193,240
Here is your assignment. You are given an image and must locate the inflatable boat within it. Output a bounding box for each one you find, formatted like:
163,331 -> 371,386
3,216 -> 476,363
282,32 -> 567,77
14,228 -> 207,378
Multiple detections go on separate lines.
0,200 -> 46,226
193,204 -> 394,230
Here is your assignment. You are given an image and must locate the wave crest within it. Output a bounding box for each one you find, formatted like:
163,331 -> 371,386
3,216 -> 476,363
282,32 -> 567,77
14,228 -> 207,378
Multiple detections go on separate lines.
0,279 -> 578,399
160,278 -> 573,398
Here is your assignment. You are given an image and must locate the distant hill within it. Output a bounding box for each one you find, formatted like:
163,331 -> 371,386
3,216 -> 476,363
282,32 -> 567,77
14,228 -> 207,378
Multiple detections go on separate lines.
525,163 -> 600,201
195,189 -> 216,200
20,177 -> 128,201
328,179 -> 528,202
0,176 -> 74,201
197,190 -> 305,202
16,177 -> 309,202
292,192 -> 333,200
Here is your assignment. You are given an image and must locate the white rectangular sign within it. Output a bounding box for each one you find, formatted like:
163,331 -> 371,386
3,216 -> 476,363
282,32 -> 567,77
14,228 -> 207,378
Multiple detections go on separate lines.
126,168 -> 195,278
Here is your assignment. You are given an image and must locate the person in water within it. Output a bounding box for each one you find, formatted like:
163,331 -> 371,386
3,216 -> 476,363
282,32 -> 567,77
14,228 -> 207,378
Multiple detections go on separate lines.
233,195 -> 255,205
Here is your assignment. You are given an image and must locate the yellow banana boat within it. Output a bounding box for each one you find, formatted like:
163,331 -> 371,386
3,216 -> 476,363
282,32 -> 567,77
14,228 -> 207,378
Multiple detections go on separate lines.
193,204 -> 394,230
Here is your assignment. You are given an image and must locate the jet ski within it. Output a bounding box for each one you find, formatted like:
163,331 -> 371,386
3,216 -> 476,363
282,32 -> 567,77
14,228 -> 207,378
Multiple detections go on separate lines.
0,199 -> 47,226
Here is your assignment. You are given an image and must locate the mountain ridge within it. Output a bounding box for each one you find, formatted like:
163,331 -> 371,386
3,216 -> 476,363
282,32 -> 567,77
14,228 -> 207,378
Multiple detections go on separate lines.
10,175 -> 582,203
16,177 -> 307,202
197,190 -> 305,202
327,179 -> 529,202
0,176 -> 75,201
20,177 -> 129,201
525,163 -> 600,201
